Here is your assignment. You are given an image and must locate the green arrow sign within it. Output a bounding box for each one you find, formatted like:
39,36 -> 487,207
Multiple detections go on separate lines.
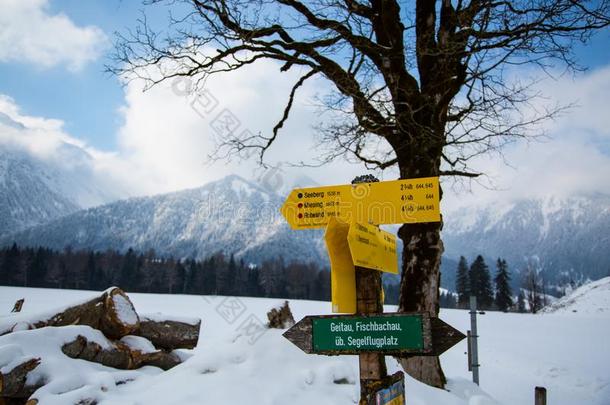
283,312 -> 465,356
313,314 -> 424,352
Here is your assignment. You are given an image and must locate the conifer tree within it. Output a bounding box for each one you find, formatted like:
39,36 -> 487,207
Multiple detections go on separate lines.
29,247 -> 48,288
86,252 -> 98,290
494,258 -> 513,312
119,248 -> 137,291
517,290 -> 526,313
470,255 -> 494,310
455,256 -> 470,308
203,257 -> 217,295
224,254 -> 237,295
1,243 -> 21,286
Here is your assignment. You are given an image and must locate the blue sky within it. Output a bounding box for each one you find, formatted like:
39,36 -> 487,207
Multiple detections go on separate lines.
0,0 -> 160,150
0,0 -> 609,208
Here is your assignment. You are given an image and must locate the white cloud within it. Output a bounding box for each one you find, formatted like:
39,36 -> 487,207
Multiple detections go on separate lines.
442,65 -> 610,213
0,95 -> 130,207
0,0 -> 107,71
542,65 -> 610,140
0,59 -> 354,201
0,95 -> 78,157
2,57 -> 610,213
114,59 -> 365,194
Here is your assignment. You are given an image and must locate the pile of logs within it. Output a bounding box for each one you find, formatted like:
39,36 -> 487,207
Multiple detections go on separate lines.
0,288 -> 201,405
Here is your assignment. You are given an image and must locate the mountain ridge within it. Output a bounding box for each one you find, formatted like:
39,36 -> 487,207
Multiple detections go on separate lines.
442,194 -> 610,283
0,113 -> 125,234
1,165 -> 608,286
1,175 -> 327,265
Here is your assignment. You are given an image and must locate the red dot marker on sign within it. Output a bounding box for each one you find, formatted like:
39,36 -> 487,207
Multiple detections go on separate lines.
298,213 -> 303,219
298,203 -> 303,208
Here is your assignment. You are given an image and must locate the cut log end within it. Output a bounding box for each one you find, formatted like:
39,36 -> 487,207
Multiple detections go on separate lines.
101,288 -> 140,339
0,357 -> 41,398
2,287 -> 140,341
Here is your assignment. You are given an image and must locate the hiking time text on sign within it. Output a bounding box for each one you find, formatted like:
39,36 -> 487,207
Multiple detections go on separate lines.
280,177 -> 440,229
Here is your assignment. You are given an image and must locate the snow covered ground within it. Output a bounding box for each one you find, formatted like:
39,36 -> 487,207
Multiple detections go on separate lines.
1,285 -> 609,405
542,277 -> 610,315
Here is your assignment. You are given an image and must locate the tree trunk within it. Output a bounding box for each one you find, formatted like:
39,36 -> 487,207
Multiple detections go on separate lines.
137,316 -> 201,350
0,358 -> 42,399
397,221 -> 446,388
395,144 -> 446,388
0,288 -> 140,340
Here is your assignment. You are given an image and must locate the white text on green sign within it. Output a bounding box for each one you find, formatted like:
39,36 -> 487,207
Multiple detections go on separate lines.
312,314 -> 424,353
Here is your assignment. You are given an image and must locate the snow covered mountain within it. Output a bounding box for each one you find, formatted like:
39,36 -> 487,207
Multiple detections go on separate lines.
0,144 -> 80,234
0,145 -> 80,235
442,195 -> 610,283
2,175 -> 327,264
0,113 -> 124,235
2,162 -> 609,284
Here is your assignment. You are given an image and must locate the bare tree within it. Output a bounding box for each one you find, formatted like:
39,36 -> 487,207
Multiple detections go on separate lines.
110,0 -> 610,387
523,265 -> 543,314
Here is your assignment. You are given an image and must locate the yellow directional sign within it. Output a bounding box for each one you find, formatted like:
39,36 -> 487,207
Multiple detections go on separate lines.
281,177 -> 440,229
347,222 -> 398,274
325,218 -> 356,314
325,218 -> 397,313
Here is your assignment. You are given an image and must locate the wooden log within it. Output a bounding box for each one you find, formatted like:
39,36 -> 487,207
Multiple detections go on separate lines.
137,316 -> 200,350
61,335 -> 181,371
535,386 -> 547,405
267,301 -> 295,329
0,288 -> 140,340
0,358 -> 41,399
120,336 -> 182,370
62,335 -> 134,370
139,351 -> 181,371
10,300 -> 24,314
